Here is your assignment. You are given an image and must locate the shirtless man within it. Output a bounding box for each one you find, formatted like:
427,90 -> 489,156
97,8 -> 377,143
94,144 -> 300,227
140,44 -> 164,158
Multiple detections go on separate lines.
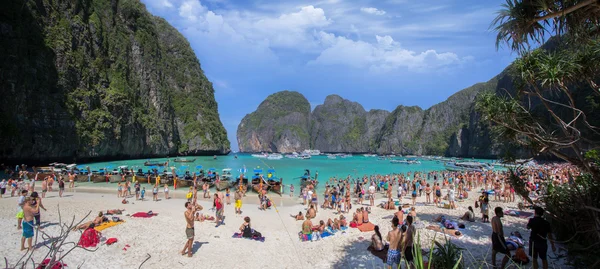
21,197 -> 39,251
41,178 -> 48,198
306,204 -> 316,219
234,189 -> 242,215
491,207 -> 510,268
394,206 -> 404,223
68,173 -> 75,191
181,202 -> 199,257
404,215 -> 416,269
385,217 -> 402,269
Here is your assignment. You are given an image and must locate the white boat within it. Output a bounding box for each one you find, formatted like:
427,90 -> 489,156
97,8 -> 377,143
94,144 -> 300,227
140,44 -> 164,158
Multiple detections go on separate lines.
299,153 -> 311,159
327,154 -> 337,159
302,149 -> 321,156
251,153 -> 268,158
444,162 -> 491,172
390,159 -> 421,164
66,164 -> 77,169
363,154 -> 377,157
267,153 -> 283,160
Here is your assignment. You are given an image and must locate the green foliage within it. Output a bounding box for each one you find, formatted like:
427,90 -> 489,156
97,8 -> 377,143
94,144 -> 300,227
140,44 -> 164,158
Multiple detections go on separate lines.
431,236 -> 464,269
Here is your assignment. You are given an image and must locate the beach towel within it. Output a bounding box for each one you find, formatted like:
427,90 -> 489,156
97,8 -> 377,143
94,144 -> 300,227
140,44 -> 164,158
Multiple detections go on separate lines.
504,210 -> 534,219
357,222 -> 375,232
131,212 -> 158,218
232,232 -> 265,242
94,220 -> 125,232
321,231 -> 335,238
78,227 -> 100,248
426,225 -> 463,238
367,245 -> 389,262
36,259 -> 67,269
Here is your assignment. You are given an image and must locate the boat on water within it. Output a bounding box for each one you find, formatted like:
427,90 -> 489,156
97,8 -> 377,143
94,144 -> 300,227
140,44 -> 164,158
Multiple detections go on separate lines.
201,168 -> 217,187
363,154 -> 377,157
267,153 -> 283,160
444,162 -> 491,172
251,153 -> 268,158
377,156 -> 387,161
216,168 -> 233,191
285,152 -> 299,159
265,169 -> 283,196
173,158 -> 196,163
144,161 -> 168,166
302,149 -> 321,156
250,168 -> 270,193
390,159 -> 421,164
298,153 -> 311,159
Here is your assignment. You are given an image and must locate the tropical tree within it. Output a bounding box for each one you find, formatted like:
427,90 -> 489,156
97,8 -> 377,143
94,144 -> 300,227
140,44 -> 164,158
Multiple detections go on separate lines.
477,0 -> 600,267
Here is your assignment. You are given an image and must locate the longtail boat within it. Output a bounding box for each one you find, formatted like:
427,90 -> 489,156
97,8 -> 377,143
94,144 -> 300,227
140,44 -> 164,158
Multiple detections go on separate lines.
173,158 -> 196,163
215,168 -> 233,191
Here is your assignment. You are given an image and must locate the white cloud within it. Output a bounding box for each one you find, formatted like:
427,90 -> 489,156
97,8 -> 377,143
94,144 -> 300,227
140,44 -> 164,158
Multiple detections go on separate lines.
310,33 -> 468,71
162,0 -> 173,8
179,0 -> 205,22
360,7 -> 386,15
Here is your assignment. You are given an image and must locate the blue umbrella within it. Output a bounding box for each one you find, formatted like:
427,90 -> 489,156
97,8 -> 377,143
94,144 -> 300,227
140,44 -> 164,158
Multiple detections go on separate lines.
253,169 -> 263,173
267,169 -> 275,173
209,168 -> 216,171
195,165 -> 203,170
150,166 -> 157,169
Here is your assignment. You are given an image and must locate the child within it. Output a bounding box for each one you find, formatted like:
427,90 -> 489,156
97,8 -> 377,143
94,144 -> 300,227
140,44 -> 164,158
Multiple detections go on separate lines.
140,187 -> 146,201
164,184 -> 169,200
117,183 -> 122,198
152,184 -> 158,201
289,184 -> 294,197
226,188 -> 231,205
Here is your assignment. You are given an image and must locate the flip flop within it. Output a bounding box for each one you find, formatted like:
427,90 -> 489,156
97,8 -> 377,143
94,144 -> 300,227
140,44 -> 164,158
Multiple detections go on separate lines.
125,244 -> 131,247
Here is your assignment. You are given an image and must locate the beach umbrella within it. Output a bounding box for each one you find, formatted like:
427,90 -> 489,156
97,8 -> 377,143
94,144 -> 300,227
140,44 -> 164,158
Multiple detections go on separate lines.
267,168 -> 275,173
253,168 -> 263,173
195,165 -> 203,170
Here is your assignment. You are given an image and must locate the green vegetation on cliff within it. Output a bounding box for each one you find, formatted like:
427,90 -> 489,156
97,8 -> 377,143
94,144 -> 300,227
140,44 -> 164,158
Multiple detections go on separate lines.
0,0 -> 229,162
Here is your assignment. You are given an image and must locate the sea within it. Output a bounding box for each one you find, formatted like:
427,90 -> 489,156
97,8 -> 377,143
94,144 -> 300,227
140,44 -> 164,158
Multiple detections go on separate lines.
65,154 -> 498,189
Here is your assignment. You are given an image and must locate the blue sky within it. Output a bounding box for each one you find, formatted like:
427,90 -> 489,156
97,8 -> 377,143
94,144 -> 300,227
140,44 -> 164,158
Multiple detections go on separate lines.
141,0 -> 516,151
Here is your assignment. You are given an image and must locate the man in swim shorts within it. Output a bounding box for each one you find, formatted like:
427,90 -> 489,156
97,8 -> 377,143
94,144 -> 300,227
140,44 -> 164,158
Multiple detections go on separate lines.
21,197 -> 39,251
386,216 -> 402,269
234,189 -> 242,214
16,190 -> 27,229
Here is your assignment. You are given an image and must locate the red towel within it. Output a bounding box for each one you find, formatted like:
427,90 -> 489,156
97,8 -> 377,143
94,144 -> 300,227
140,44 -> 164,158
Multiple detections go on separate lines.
357,222 -> 375,232
78,228 -> 100,248
131,212 -> 158,218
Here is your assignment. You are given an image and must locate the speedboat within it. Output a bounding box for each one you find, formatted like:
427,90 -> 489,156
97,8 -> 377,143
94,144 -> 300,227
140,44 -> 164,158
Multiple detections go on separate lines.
267,153 -> 283,160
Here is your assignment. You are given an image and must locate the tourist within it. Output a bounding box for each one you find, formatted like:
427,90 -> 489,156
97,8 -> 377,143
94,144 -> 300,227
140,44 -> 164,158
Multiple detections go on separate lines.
291,211 -> 304,220
135,181 -> 140,200
289,184 -> 294,197
491,207 -> 510,268
434,183 -> 442,207
58,176 -> 65,197
385,217 -> 402,269
404,215 -> 416,269
395,205 -> 404,222
30,192 -> 46,228
527,206 -> 556,269
164,184 -> 169,200
21,197 -> 39,251
302,187 -> 307,205
181,202 -> 199,257
240,216 -> 252,238
16,190 -> 27,229
225,188 -> 231,205
0,179 -> 6,198
411,183 -> 417,206
301,216 -> 313,241
214,193 -> 224,227
234,189 -> 242,214
481,197 -> 490,222
117,183 -> 123,198
311,191 -> 318,213
460,206 -> 475,222
152,184 -> 159,201
140,187 -> 146,201
73,211 -> 105,230
371,225 -> 385,251
409,207 -> 417,222
425,183 -> 432,204
369,183 -> 376,207
362,207 -> 370,223
68,172 -> 75,191
307,204 -> 316,219
448,184 -> 456,209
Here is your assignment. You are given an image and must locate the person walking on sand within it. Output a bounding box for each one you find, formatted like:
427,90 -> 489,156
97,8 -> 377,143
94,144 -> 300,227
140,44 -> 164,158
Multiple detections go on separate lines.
404,215 -> 416,269
385,216 -> 402,269
58,176 -> 65,198
68,172 -> 75,191
491,207 -> 510,268
234,189 -> 242,214
527,206 -> 556,269
16,190 -> 27,229
164,184 -> 169,200
21,197 -> 39,251
181,202 -> 198,257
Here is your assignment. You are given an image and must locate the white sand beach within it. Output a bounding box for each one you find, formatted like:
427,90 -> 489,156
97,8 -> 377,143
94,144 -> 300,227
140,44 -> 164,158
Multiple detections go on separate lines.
0,186 -> 568,269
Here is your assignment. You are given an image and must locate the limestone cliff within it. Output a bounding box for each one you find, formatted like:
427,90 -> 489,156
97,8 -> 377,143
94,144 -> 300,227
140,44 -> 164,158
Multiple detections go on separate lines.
237,91 -> 311,153
0,0 -> 230,163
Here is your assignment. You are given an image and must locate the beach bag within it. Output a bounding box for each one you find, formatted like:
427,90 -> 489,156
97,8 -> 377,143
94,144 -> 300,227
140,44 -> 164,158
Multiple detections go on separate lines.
513,248 -> 530,265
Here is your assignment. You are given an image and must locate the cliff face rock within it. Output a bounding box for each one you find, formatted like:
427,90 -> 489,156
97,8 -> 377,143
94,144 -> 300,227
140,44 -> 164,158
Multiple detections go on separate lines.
375,106 -> 425,154
0,0 -> 230,163
237,91 -> 311,153
310,95 -> 371,152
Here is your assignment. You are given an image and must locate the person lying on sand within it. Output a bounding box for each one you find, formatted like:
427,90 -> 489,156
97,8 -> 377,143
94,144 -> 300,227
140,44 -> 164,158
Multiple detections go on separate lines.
104,209 -> 125,215
291,211 -> 304,220
73,212 -> 106,231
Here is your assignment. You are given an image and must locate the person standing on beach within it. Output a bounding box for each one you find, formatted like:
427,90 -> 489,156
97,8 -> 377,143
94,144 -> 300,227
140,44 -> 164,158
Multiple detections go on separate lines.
181,202 -> 198,257
213,193 -> 224,227
404,215 -> 416,269
527,207 -> 556,269
491,207 -> 510,268
234,189 -> 242,214
368,183 -> 375,207
41,178 -> 48,198
135,181 -> 140,200
68,172 -> 75,191
58,177 -> 65,198
0,179 -> 7,198
385,217 -> 401,269
21,197 -> 39,251
16,190 -> 27,229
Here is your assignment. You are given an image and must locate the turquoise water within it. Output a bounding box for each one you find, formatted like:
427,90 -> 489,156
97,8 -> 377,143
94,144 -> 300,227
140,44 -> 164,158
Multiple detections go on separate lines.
76,154 -> 496,188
